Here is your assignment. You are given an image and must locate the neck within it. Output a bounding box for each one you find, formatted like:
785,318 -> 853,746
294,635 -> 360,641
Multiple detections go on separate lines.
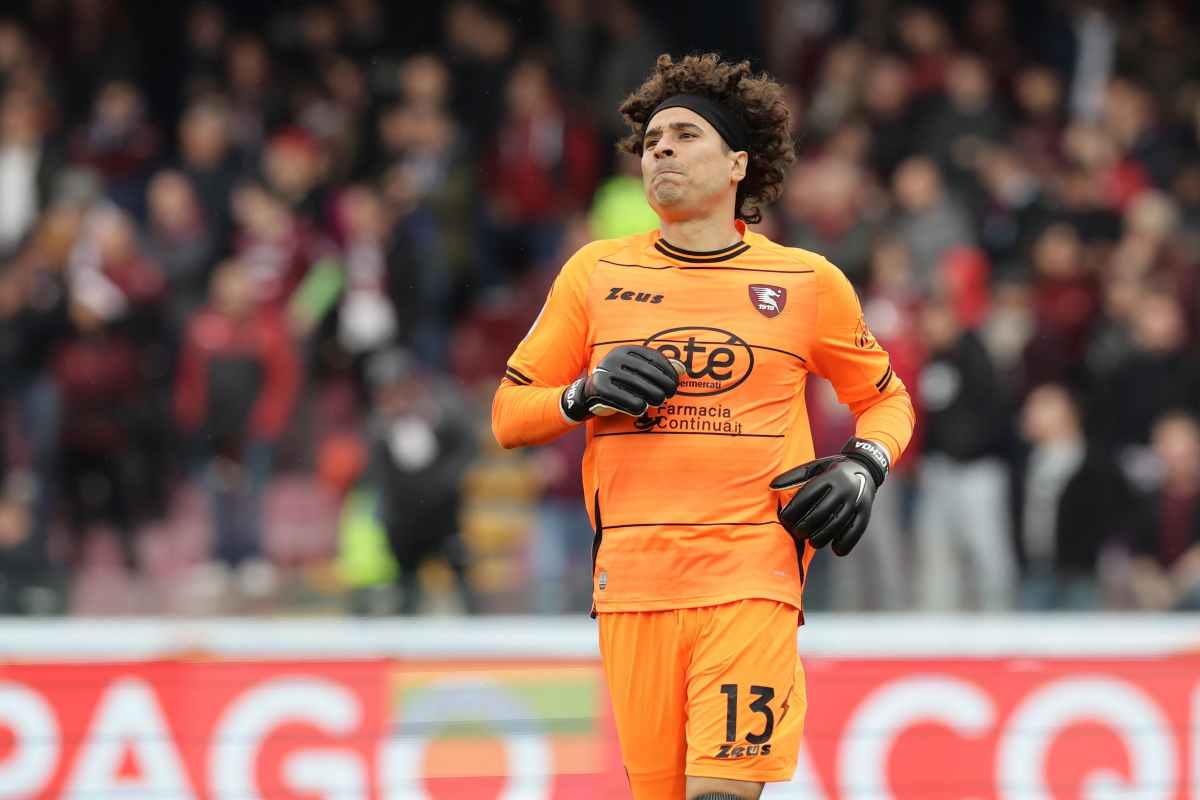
1166,474 -> 1200,497
659,213 -> 742,252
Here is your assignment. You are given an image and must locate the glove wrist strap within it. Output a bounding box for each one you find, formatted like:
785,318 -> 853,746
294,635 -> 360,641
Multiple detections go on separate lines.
560,377 -> 591,423
842,437 -> 889,487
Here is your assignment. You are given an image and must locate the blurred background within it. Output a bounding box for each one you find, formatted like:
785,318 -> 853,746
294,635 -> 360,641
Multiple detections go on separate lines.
5,2 -> 1200,797
0,0 -> 1199,621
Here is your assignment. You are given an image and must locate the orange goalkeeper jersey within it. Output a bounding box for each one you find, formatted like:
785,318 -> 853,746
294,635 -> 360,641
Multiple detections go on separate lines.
493,223 -> 915,615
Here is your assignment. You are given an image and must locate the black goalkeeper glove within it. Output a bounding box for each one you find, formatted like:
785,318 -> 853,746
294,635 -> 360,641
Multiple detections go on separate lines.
560,345 -> 685,422
770,437 -> 890,556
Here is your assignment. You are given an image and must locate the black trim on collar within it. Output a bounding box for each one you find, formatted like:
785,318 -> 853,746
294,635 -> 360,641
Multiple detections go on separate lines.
654,239 -> 751,263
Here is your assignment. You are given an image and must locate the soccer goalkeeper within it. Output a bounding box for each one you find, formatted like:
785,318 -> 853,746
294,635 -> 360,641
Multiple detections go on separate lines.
492,53 -> 915,800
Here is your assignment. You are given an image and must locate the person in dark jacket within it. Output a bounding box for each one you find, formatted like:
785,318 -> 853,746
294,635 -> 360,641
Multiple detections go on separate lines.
913,296 -> 1017,610
174,258 -> 300,568
364,348 -> 477,614
1013,383 -> 1134,609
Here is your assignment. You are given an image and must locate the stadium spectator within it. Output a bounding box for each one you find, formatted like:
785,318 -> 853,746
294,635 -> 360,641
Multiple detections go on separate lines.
481,53 -> 599,281
223,34 -> 286,159
53,277 -> 148,569
587,152 -> 658,240
231,181 -> 325,316
261,127 -> 330,225
1014,383 -> 1132,610
69,79 -> 160,214
179,2 -> 228,99
1024,221 -> 1099,386
1127,411 -> 1200,610
174,258 -> 300,570
1093,289 -> 1200,452
592,0 -> 663,145
176,98 -> 241,252
364,348 -> 478,614
890,155 -> 976,290
913,296 -> 1015,611
0,208 -> 77,589
781,155 -> 876,287
528,425 -> 592,614
861,54 -> 918,180
918,52 -> 1008,193
143,168 -> 218,331
974,145 -> 1050,276
2,0 -> 1200,618
327,184 -> 398,385
0,84 -> 62,259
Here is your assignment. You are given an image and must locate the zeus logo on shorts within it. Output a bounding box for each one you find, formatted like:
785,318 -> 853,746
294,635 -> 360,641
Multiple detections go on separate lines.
715,743 -> 772,759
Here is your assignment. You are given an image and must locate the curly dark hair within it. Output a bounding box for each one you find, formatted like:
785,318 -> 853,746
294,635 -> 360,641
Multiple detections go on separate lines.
617,53 -> 796,225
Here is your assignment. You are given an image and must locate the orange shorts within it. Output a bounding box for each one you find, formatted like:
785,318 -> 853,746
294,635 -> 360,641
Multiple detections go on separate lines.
597,599 -> 807,799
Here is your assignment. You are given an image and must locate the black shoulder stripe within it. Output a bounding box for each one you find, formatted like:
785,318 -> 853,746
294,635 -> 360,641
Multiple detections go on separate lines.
506,365 -> 534,384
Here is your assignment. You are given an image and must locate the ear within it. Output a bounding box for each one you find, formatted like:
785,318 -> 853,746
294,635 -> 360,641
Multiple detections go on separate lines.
730,150 -> 748,183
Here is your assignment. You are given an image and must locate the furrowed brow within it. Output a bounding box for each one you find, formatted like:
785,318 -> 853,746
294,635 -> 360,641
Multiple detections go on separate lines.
644,121 -> 704,140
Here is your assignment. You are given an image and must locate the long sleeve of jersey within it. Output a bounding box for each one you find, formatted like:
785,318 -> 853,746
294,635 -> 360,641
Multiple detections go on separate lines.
491,242 -> 597,449
806,258 -> 916,465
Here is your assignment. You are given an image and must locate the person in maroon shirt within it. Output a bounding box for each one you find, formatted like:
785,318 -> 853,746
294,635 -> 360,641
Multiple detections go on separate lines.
1129,411 -> 1200,610
481,53 -> 598,281
69,80 -> 160,213
53,296 -> 141,568
53,206 -> 168,567
231,181 -> 330,317
175,258 -> 300,568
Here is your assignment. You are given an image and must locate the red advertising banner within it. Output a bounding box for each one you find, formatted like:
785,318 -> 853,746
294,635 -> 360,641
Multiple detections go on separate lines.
788,655 -> 1199,799
0,654 -> 1197,798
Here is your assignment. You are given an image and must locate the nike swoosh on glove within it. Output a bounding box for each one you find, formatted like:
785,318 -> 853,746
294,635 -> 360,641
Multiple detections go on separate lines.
769,437 -> 890,556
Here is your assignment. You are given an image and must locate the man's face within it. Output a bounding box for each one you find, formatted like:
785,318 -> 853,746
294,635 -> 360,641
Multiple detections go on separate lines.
641,107 -> 746,222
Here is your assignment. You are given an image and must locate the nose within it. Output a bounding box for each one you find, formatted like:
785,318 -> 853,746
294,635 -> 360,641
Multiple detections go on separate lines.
654,144 -> 674,158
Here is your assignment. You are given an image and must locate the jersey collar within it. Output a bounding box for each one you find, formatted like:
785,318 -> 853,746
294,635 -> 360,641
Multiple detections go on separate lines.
653,220 -> 751,263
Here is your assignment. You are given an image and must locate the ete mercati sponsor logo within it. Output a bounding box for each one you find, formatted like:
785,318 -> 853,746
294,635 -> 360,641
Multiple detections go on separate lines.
642,326 -> 754,397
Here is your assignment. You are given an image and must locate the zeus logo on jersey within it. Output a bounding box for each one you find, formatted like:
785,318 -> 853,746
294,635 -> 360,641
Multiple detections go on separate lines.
715,743 -> 772,759
605,287 -> 664,303
643,326 -> 754,397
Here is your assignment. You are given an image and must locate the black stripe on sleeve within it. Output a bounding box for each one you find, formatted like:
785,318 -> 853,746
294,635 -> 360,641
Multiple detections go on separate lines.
506,365 -> 534,384
505,368 -> 533,385
875,366 -> 893,392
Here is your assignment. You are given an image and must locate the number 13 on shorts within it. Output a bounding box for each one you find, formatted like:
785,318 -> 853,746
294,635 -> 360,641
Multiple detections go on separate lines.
599,599 -> 808,792
716,684 -> 776,757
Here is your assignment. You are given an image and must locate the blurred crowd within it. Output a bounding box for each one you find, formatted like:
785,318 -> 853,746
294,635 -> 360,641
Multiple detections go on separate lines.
1,0 -> 1199,616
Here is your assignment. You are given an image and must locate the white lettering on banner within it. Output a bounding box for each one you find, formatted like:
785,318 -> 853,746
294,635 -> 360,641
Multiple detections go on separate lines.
762,744 -> 830,799
283,749 -> 367,797
0,681 -> 59,796
996,677 -> 1176,800
1194,684 -> 1200,797
62,678 -> 196,799
380,677 -> 551,800
209,676 -> 363,800
837,675 -> 995,800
